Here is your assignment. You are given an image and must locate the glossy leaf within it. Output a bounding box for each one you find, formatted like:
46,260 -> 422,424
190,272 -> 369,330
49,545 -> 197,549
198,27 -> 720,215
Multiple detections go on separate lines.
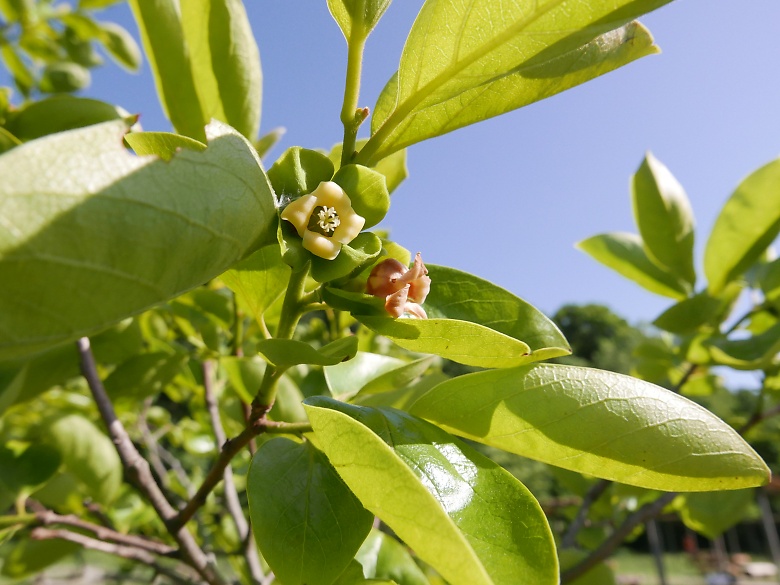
124,131 -> 207,160
305,397 -> 558,585
44,413 -> 123,505
257,336 -> 359,369
327,0 -> 392,41
324,351 -> 406,400
360,0 -> 669,165
99,22 -> 142,71
652,283 -> 742,334
247,437 -> 373,585
577,232 -> 690,299
333,164 -> 390,229
181,0 -> 262,140
356,529 -> 430,585
358,316 -> 532,368
705,158 -> 780,293
311,232 -> 383,283
128,0 -> 206,140
0,119 -> 276,359
3,96 -> 127,142
269,146 -> 335,198
410,364 -> 770,491
425,265 -> 570,361
220,244 -> 289,327
675,490 -> 753,539
631,152 -> 696,286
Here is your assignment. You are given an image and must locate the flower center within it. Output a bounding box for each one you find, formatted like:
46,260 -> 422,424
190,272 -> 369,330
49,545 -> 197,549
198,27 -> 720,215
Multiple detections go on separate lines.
308,206 -> 340,237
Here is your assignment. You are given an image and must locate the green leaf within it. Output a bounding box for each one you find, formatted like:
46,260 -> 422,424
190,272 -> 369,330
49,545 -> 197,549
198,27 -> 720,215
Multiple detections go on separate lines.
1,538 -> 81,578
222,355 -> 265,403
103,351 -> 187,399
257,336 -> 359,369
3,96 -> 127,142
577,232 -> 690,299
358,316 -> 532,368
305,397 -> 558,585
558,550 -> 616,585
255,127 -> 285,158
759,257 -> 780,303
704,321 -> 780,371
39,62 -> 91,94
330,141 -> 408,194
181,0 -> 262,140
220,244 -> 289,327
425,265 -> 570,361
98,22 -> 142,71
80,0 -> 121,8
675,490 -> 754,539
0,443 -> 61,496
128,0 -> 206,140
324,351 -> 406,400
357,529 -> 430,585
311,232 -> 384,283
631,152 -> 696,286
269,146 -> 335,197
652,283 -> 742,334
248,437 -> 373,585
705,157 -> 780,293
44,413 -> 123,505
333,164 -> 390,229
0,126 -> 21,154
360,1 -> 669,165
410,363 -> 770,491
0,119 -> 276,360
322,286 -> 388,316
358,356 -> 435,396
0,45 -> 33,96
124,131 -> 207,160
327,0 -> 392,41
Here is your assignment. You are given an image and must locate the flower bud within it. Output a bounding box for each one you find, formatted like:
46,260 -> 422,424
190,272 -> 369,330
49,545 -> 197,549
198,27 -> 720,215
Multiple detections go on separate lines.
366,253 -> 430,319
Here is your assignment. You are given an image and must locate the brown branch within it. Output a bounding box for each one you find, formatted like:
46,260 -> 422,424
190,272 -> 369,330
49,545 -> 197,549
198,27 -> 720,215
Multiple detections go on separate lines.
30,527 -> 196,585
561,478 -> 611,549
202,360 -> 265,584
77,337 -> 227,585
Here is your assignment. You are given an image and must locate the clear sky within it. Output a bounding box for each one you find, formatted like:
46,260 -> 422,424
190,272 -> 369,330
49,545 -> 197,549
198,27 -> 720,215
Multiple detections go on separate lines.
5,1 -> 780,329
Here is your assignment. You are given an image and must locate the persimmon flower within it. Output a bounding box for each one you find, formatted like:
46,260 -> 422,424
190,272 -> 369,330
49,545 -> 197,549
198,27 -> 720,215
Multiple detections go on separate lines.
366,253 -> 431,319
281,181 -> 365,260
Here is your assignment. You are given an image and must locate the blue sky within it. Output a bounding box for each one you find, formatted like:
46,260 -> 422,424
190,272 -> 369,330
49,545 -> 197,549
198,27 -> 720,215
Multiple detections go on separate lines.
6,1 -> 780,329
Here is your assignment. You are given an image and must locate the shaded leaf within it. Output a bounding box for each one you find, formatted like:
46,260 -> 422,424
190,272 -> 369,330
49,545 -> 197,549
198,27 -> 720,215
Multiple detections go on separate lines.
705,158 -> 780,293
1,538 -> 81,578
99,22 -> 142,71
0,443 -> 61,496
257,336 -> 359,369
631,152 -> 696,286
577,232 -> 690,299
0,119 -> 276,359
124,131 -> 207,160
333,164 -> 389,229
305,397 -> 558,585
330,141 -> 408,194
311,232 -> 383,283
324,351 -> 405,400
652,283 -> 742,334
410,363 -> 770,491
357,529 -> 430,585
675,490 -> 754,539
248,437 -> 373,585
705,321 -> 780,371
269,146 -> 334,198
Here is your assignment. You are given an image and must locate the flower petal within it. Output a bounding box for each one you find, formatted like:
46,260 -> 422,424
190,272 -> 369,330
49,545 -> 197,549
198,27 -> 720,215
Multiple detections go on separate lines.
281,194 -> 317,237
303,230 -> 341,260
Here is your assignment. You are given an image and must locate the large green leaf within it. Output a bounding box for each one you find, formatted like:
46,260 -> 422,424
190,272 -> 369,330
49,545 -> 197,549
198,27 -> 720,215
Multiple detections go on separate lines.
358,316 -> 532,368
247,437 -> 373,585
44,413 -> 123,505
128,0 -> 205,140
577,232 -> 690,299
705,158 -> 780,293
0,119 -> 276,360
631,152 -> 696,286
425,265 -> 570,361
359,0 -> 670,164
181,0 -> 262,140
410,364 -> 770,491
305,397 -> 558,585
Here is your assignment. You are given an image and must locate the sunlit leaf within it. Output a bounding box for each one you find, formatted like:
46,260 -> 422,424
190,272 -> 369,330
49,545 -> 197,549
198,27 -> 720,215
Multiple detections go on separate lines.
631,152 -> 696,286
305,397 -> 558,585
330,140 -> 408,194
324,351 -> 405,400
356,529 -> 430,585
257,337 -> 359,369
0,119 -> 276,359
704,321 -> 780,371
675,490 -> 754,539
99,22 -> 142,71
248,437 -> 373,585
410,364 -> 770,491
577,232 -> 690,299
652,283 -> 742,334
124,131 -> 207,160
705,158 -> 780,293
327,0 -> 392,41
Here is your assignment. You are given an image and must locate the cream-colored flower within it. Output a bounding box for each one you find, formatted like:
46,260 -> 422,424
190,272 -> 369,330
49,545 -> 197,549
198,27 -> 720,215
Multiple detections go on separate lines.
281,181 -> 365,260
366,253 -> 431,319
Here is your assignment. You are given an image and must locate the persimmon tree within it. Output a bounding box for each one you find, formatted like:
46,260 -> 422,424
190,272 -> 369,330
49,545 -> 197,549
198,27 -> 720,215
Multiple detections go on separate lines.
0,1 -> 773,584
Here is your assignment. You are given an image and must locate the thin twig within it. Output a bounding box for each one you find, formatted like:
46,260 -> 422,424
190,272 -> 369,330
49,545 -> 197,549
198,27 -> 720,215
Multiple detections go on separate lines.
138,398 -> 174,492
202,360 -> 265,584
30,527 -> 196,585
77,337 -> 227,585
561,479 -> 611,548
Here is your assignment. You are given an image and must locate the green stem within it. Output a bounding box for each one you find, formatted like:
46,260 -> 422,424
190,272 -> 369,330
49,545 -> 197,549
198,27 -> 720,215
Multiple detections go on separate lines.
340,31 -> 367,168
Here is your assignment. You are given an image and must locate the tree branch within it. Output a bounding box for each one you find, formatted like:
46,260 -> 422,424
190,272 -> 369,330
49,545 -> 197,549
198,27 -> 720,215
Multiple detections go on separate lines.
561,478 -> 611,549
77,337 -> 227,585
30,527 -> 196,585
